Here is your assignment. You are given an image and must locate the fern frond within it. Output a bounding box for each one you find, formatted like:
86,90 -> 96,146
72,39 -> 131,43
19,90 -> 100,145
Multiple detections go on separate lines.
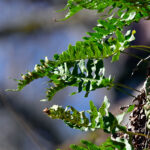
57,29 -> 135,63
53,59 -> 113,97
64,0 -> 150,21
59,0 -> 150,63
70,138 -> 132,150
13,28 -> 135,97
13,58 -> 113,100
44,97 -> 110,131
44,96 -> 129,133
10,57 -> 56,91
12,0 -> 150,100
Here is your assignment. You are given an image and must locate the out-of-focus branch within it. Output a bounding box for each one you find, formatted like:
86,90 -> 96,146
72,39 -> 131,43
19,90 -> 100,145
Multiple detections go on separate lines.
0,6 -> 99,36
0,91 -> 55,150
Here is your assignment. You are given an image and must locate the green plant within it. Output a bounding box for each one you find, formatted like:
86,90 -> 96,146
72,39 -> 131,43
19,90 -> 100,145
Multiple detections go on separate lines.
9,0 -> 150,149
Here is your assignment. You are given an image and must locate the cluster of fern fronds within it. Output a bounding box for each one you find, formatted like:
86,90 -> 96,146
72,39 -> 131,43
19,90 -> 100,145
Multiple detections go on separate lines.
9,0 -> 150,149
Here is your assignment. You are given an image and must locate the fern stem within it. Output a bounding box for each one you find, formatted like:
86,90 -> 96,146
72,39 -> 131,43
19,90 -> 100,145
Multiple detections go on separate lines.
118,125 -> 150,139
121,51 -> 142,60
114,86 -> 136,98
114,82 -> 141,93
126,131 -> 150,140
130,45 -> 150,49
133,47 -> 150,52
129,45 -> 150,53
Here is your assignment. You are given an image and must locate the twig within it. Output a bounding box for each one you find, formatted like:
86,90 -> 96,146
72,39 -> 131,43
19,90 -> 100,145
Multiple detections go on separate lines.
121,51 -> 143,60
114,86 -> 136,98
114,82 -> 141,93
130,45 -> 150,50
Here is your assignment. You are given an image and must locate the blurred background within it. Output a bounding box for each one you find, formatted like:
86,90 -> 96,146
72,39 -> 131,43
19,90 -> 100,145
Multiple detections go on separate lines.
0,0 -> 150,150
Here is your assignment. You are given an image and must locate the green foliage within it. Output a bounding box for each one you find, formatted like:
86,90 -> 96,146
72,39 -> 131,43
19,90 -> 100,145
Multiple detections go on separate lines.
9,0 -> 150,149
70,138 -> 132,150
12,0 -> 150,102
62,0 -> 150,63
45,96 -> 133,135
13,1 -> 150,102
65,0 -> 150,21
58,30 -> 136,63
45,97 -> 114,131
13,58 -> 113,100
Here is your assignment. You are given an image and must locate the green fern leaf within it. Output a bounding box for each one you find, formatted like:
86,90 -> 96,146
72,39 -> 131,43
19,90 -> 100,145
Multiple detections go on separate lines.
57,30 -> 135,64
13,58 -> 113,101
44,96 -> 127,133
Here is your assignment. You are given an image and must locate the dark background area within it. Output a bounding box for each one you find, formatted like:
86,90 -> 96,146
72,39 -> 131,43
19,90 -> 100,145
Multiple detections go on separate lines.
0,0 -> 150,150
